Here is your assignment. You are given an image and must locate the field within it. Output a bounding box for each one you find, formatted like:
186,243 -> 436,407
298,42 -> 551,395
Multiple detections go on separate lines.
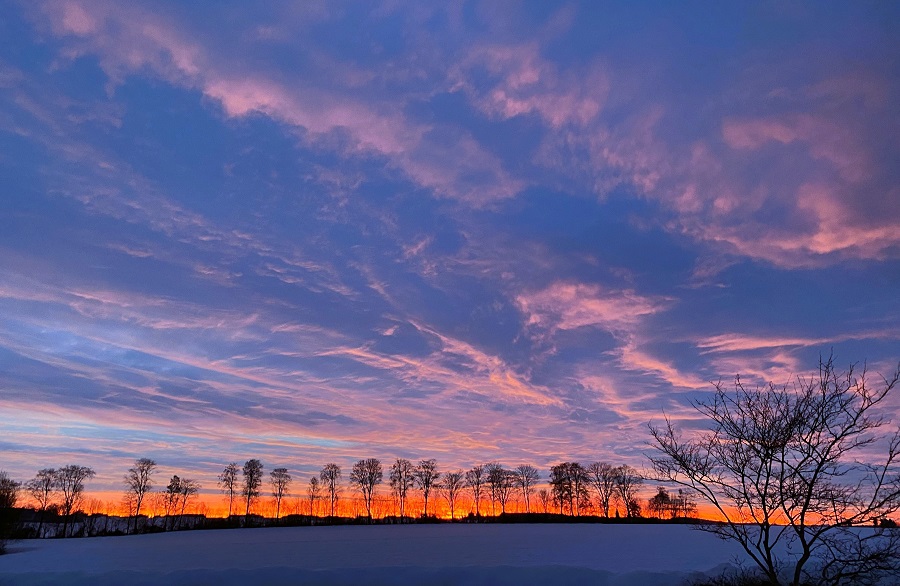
0,524 -> 752,585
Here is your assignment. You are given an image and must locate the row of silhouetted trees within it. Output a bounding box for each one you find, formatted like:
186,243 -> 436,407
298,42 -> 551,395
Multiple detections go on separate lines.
2,455 -> 693,538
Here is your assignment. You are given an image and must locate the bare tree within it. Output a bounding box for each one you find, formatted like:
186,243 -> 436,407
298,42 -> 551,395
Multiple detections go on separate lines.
465,464 -> 486,516
55,465 -> 95,537
649,357 -> 900,586
270,468 -> 291,520
586,462 -> 617,517
218,462 -> 240,517
26,468 -> 56,538
0,471 -> 20,553
612,465 -> 642,518
306,476 -> 322,517
440,470 -> 465,520
350,458 -> 382,521
124,458 -> 156,533
496,469 -> 516,514
163,475 -> 181,530
647,486 -> 671,519
389,458 -> 415,518
413,459 -> 440,517
177,478 -> 200,528
537,488 -> 551,513
513,465 -> 540,513
0,472 -> 18,509
242,459 -> 263,519
485,462 -> 506,516
319,463 -> 341,517
549,462 -> 589,516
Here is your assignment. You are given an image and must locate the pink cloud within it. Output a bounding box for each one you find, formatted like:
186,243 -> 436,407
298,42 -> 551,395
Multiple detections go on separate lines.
38,0 -> 520,206
515,282 -> 668,334
317,319 -> 561,408
615,341 -> 709,390
453,43 -> 608,129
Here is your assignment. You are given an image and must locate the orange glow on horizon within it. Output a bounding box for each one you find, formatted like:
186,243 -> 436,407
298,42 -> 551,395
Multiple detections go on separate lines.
41,489 -> 738,523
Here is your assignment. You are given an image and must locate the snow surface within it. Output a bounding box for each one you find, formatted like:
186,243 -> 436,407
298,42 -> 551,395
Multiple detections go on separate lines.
0,524 -> 762,585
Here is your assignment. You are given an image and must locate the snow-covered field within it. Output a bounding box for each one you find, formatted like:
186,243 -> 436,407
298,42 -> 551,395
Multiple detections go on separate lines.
0,524 -> 751,585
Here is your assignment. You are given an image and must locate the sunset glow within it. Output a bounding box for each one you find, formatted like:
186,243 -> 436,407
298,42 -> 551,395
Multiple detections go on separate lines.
1,1 -> 898,516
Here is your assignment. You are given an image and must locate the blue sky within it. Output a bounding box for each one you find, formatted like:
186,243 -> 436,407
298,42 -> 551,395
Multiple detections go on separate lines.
1,0 -> 898,496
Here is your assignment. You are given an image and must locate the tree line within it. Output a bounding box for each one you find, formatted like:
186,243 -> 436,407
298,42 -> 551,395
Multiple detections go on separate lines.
1,455 -> 689,540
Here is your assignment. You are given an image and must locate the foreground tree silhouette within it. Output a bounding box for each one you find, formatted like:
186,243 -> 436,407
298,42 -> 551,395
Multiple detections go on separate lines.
649,357 -> 900,586
124,458 -> 156,533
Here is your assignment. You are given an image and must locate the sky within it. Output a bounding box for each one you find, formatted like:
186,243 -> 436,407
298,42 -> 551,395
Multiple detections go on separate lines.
1,1 -> 898,501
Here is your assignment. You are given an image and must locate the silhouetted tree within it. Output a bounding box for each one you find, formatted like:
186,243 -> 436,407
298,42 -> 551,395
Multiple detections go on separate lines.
648,486 -> 671,519
485,462 -> 505,515
306,476 -> 322,517
350,458 -> 382,521
270,468 -> 291,520
26,468 -> 56,538
0,471 -> 20,553
586,462 -> 617,517
218,462 -> 240,517
0,472 -> 18,509
537,488 -> 551,513
164,475 -> 182,530
669,488 -> 697,518
242,459 -> 263,519
496,468 -> 516,513
440,470 -> 465,520
55,465 -> 94,537
177,478 -> 200,526
124,458 -> 156,533
513,465 -> 540,513
389,458 -> 414,518
612,465 -> 642,518
413,459 -> 440,517
549,463 -> 571,514
319,463 -> 341,517
549,462 -> 589,515
465,464 -> 486,516
650,357 -> 900,586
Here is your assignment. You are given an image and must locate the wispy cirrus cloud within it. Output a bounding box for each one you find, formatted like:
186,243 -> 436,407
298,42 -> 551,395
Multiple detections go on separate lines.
515,281 -> 668,334
451,42 -> 608,129
35,0 -> 522,205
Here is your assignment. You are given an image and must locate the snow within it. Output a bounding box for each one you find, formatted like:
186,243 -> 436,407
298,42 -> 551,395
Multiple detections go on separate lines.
0,524 -> 761,585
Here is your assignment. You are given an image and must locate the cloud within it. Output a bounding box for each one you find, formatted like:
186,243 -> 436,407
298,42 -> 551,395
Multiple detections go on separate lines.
318,319 -> 561,408
615,340 -> 709,390
515,282 -> 668,334
452,43 -> 608,129
671,73 -> 900,268
36,0 -> 521,205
